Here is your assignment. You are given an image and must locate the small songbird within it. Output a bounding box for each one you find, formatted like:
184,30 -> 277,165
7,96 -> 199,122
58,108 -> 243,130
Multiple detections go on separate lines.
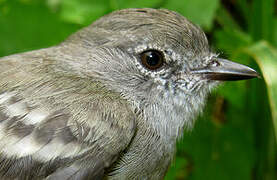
0,8 -> 259,179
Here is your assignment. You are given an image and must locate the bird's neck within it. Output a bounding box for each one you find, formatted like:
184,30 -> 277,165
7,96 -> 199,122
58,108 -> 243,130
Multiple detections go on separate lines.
110,92 -> 208,178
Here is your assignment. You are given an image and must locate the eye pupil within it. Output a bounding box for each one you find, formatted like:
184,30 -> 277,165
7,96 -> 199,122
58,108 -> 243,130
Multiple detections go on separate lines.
140,50 -> 164,70
146,52 -> 160,66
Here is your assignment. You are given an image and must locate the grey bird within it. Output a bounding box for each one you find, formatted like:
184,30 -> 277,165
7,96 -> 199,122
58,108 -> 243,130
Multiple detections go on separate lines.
0,8 -> 259,179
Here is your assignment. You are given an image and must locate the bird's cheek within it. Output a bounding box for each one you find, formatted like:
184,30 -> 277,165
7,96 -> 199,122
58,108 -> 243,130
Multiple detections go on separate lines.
173,79 -> 193,92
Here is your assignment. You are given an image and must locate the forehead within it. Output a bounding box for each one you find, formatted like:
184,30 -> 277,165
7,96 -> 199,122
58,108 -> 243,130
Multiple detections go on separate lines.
92,8 -> 209,55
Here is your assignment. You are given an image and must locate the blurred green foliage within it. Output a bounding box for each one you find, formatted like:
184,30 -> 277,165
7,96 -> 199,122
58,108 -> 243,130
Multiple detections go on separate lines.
0,0 -> 277,179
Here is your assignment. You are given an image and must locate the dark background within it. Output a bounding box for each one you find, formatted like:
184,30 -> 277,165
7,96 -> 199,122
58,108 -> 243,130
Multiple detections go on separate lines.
0,0 -> 277,179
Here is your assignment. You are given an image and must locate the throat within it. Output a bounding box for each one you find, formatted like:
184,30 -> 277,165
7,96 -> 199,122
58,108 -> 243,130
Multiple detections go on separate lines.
142,91 -> 206,141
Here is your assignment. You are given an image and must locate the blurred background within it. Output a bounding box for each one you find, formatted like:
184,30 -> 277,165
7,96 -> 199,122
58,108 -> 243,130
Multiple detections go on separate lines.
0,0 -> 276,179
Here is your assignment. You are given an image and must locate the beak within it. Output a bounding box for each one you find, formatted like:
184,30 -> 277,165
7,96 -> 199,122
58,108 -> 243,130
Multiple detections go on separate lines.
191,58 -> 260,81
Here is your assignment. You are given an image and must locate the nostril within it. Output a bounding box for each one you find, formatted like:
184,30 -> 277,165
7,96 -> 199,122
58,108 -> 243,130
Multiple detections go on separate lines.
210,60 -> 220,67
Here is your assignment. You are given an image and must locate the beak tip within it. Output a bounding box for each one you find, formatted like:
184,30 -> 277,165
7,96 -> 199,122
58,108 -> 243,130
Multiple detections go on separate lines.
247,68 -> 260,79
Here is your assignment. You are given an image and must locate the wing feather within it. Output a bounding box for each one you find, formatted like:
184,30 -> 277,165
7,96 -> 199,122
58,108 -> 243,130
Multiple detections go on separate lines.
0,51 -> 136,179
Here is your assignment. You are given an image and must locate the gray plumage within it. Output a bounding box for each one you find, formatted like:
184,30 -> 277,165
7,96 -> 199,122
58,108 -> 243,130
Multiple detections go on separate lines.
0,8 -> 258,180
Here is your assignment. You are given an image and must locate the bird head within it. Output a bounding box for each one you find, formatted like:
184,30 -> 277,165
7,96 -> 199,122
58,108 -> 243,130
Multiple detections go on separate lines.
62,8 -> 259,135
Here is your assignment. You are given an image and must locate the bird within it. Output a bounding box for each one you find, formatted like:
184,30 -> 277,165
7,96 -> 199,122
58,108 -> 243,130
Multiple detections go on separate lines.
0,8 -> 259,180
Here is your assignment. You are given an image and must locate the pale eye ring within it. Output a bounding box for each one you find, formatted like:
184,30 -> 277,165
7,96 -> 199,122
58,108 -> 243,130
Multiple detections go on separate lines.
140,50 -> 164,70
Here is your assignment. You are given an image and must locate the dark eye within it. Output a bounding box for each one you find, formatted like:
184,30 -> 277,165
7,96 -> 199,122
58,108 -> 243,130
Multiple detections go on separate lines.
140,50 -> 164,70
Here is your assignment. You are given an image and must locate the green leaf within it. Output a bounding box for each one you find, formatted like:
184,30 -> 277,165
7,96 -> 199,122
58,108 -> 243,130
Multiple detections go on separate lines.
236,0 -> 250,24
57,0 -> 222,29
164,157 -> 189,180
215,5 -> 241,31
111,0 -> 163,9
214,28 -> 252,55
274,18 -> 277,47
59,0 -> 111,25
58,0 -> 164,25
249,0 -> 275,43
162,0 -> 219,30
0,1 -> 79,56
245,41 -> 277,141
